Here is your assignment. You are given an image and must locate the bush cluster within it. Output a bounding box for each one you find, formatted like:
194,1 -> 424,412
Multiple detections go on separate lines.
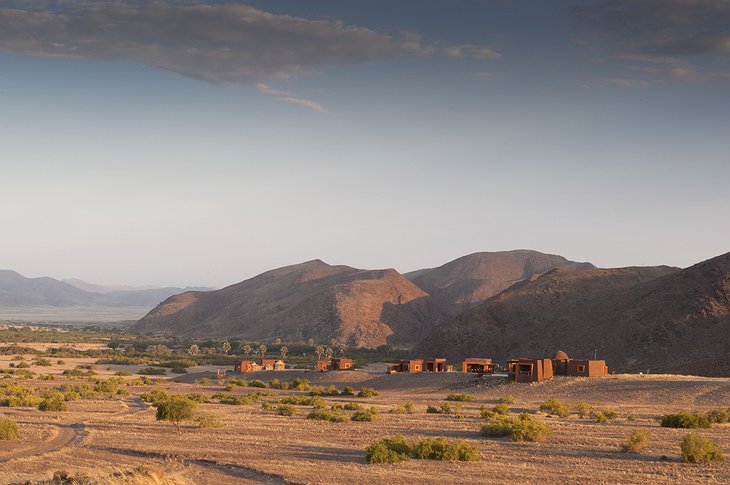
306,408 -> 348,423
357,387 -> 379,398
366,436 -> 478,464
539,399 -> 570,417
389,401 -> 415,414
620,429 -> 650,453
680,433 -> 724,463
481,413 -> 553,442
660,412 -> 711,429
705,408 -> 730,424
426,402 -> 462,416
0,417 -> 20,440
351,407 -> 380,422
445,393 -> 476,402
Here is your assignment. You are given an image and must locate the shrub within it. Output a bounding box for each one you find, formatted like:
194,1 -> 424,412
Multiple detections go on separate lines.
269,379 -> 289,390
366,436 -> 411,464
705,408 -> 730,424
352,408 -> 379,422
170,366 -> 187,374
540,399 -> 570,417
492,403 -> 509,415
277,404 -> 297,416
155,395 -> 197,432
590,411 -> 608,423
248,379 -> 267,388
279,396 -> 326,407
481,413 -> 552,442
309,385 -> 340,396
33,358 -> 52,366
138,367 -> 166,376
603,409 -> 618,420
291,378 -> 310,391
358,387 -> 379,398
57,360 -> 65,365
115,371 -> 133,376
574,402 -> 592,417
141,390 -> 169,406
306,408 -> 348,423
16,362 -> 30,369
341,386 -> 355,396
389,401 -> 415,414
38,396 -> 68,412
498,396 -> 515,405
0,417 -> 20,440
217,394 -> 259,405
186,393 -> 211,403
411,437 -> 479,462
621,429 -> 650,453
426,405 -> 441,414
627,412 -> 638,421
344,403 -> 364,411
445,393 -> 476,402
661,412 -> 711,429
194,413 -> 222,428
681,433 -> 725,463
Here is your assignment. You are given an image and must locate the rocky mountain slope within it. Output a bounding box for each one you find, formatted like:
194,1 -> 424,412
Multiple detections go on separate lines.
415,252 -> 730,376
405,250 -> 595,314
132,260 -> 450,347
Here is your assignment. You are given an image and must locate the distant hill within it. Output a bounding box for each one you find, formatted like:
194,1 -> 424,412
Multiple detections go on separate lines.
132,260 -> 450,348
405,250 -> 595,314
414,252 -> 730,376
0,270 -> 210,309
63,278 -> 161,294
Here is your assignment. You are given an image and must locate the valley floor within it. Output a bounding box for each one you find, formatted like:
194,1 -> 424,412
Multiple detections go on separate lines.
1,371 -> 729,484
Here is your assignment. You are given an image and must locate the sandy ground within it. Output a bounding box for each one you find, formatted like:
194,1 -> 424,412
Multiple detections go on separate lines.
0,372 -> 728,484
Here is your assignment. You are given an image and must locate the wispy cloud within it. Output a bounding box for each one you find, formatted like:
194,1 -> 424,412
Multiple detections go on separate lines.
0,1 -> 432,86
444,45 -> 502,60
256,83 -> 326,112
575,0 -> 730,84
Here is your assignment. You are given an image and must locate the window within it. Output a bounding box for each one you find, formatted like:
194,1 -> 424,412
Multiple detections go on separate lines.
577,365 -> 586,373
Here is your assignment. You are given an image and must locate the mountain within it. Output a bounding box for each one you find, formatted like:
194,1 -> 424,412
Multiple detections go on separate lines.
0,270 -> 210,309
132,259 -> 450,348
414,252 -> 730,376
405,250 -> 595,314
63,278 -> 161,294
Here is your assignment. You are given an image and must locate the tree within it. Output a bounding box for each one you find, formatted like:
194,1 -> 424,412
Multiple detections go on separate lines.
338,343 -> 348,356
325,347 -> 334,360
274,337 -> 282,345
315,345 -> 325,361
330,338 -> 338,347
156,395 -> 197,432
307,338 -> 315,347
221,340 -> 231,355
188,344 -> 200,356
258,344 -> 267,357
280,346 -> 289,360
243,344 -> 252,357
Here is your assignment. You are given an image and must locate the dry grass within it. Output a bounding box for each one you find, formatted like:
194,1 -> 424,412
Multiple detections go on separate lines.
0,372 -> 729,484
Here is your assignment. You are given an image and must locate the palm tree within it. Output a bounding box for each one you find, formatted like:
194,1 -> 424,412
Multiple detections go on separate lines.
324,347 -> 334,360
280,346 -> 288,360
337,343 -> 347,356
221,340 -> 231,355
243,344 -> 252,357
274,337 -> 282,345
259,344 -> 267,357
315,345 -> 325,361
307,338 -> 315,347
188,344 -> 200,356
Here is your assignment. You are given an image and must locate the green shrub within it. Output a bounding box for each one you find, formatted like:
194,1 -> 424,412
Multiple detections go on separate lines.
426,405 -> 441,414
603,409 -> 617,420
411,437 -> 479,462
445,393 -> 475,402
248,379 -> 267,388
341,386 -> 355,396
498,396 -> 515,405
309,384 -> 340,396
661,412 -> 711,429
344,403 -> 363,411
170,366 -> 187,374
186,393 -> 211,403
705,408 -> 730,424
269,379 -> 289,390
33,358 -> 52,366
277,404 -> 297,416
540,398 -> 570,417
574,402 -> 592,417
279,395 -> 325,407
627,412 -> 638,421
492,403 -> 509,415
389,401 -> 415,414
38,396 -> 68,412
681,433 -> 725,463
194,413 -> 222,428
621,429 -> 650,453
16,362 -> 30,369
358,387 -> 379,398
366,436 -> 411,464
306,408 -> 348,423
481,413 -> 552,442
115,371 -> 133,376
141,390 -> 169,406
217,394 -> 258,405
352,408 -> 379,422
0,417 -> 20,440
591,411 -> 609,423
291,378 -> 310,391
138,367 -> 166,376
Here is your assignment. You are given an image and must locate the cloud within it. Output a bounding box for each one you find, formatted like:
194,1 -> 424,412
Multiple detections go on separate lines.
575,0 -> 730,83
596,78 -> 656,89
256,83 -> 326,112
0,1 -> 432,86
444,45 -> 502,60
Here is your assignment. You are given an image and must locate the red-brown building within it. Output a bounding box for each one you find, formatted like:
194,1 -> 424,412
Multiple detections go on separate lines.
315,358 -> 353,372
552,350 -> 609,377
424,358 -> 447,372
507,358 -> 554,383
462,358 -> 495,373
233,360 -> 260,373
390,359 -> 424,373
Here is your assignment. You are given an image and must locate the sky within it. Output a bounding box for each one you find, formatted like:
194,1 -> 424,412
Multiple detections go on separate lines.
1,0 -> 729,288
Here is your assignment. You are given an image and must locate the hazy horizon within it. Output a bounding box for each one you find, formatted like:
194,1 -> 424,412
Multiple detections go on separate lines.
2,0 -> 728,288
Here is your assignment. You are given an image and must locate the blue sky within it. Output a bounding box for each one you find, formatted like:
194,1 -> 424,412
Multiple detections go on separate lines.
1,0 -> 729,287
